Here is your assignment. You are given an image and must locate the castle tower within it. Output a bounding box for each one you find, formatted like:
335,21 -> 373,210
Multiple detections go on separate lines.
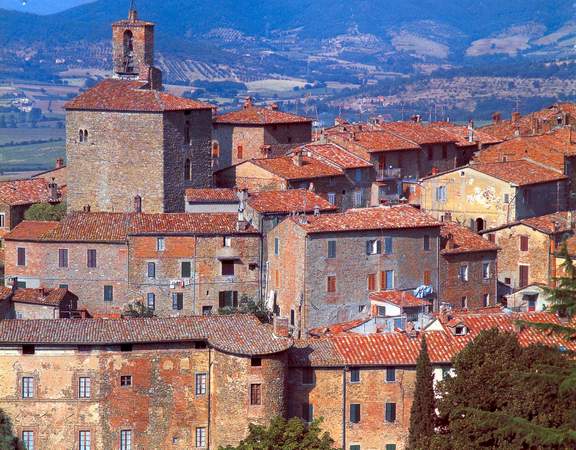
112,1 -> 162,88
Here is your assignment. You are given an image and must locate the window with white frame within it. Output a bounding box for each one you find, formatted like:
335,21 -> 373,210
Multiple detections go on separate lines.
366,239 -> 381,255
435,185 -> 447,202
120,430 -> 132,450
22,377 -> 34,398
22,431 -> 34,450
156,237 -> 165,251
195,373 -> 207,395
482,262 -> 490,279
459,265 -> 469,281
0,213 -> 5,228
79,431 -> 91,450
353,190 -> 363,207
195,427 -> 206,448
79,377 -> 91,398
328,192 -> 336,204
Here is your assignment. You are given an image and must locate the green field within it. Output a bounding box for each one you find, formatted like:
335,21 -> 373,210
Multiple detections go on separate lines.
0,127 -> 65,171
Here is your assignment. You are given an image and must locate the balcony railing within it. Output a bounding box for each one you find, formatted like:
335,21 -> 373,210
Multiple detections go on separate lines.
377,168 -> 402,180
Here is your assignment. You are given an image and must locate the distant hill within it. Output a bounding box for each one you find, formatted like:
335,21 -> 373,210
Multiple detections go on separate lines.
0,0 -> 94,15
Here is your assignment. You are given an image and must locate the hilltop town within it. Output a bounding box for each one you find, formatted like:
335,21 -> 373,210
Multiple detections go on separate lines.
0,5 -> 576,450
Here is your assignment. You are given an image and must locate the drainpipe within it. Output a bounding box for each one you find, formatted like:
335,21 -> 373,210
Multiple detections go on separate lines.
207,346 -> 212,449
342,367 -> 347,450
436,233 -> 441,312
258,215 -> 265,304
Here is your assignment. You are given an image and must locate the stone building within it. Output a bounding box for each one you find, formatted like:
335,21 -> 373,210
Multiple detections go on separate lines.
0,286 -> 75,319
480,211 -> 574,292
266,205 -> 442,334
421,159 -> 569,231
185,188 -> 240,213
439,222 -> 499,310
0,315 -> 292,450
212,97 -> 312,170
65,6 -> 214,214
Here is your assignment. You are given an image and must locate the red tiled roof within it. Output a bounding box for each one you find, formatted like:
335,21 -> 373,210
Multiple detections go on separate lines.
0,178 -> 61,206
0,315 -> 292,356
43,213 -> 131,242
247,190 -> 337,214
251,156 -> 343,180
0,287 -> 68,306
185,188 -> 238,203
432,123 -> 502,147
301,143 -> 373,169
65,79 -> 213,112
520,211 -> 573,234
308,318 -> 372,337
294,205 -> 441,234
343,130 -> 421,152
378,122 -> 458,145
4,221 -> 60,241
291,311 -> 576,367
128,213 -> 257,235
470,160 -> 567,186
369,291 -> 431,307
214,105 -> 311,125
440,222 -> 498,255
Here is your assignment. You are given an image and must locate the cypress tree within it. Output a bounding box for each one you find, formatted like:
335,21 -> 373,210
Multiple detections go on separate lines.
407,335 -> 436,450
0,409 -> 23,450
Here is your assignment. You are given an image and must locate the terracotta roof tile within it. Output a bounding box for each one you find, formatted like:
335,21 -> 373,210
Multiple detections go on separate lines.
247,190 -> 337,214
65,79 -> 213,112
432,123 -> 502,147
128,213 -> 257,235
294,205 -> 441,234
4,221 -> 60,241
185,188 -> 238,203
369,291 -> 431,307
377,122 -> 458,145
0,287 -> 68,306
300,143 -> 373,169
214,105 -> 311,125
440,222 -> 498,254
0,178 -> 61,206
43,212 -> 131,242
251,156 -> 343,180
0,315 -> 292,356
520,211 -> 573,234
470,160 -> 567,186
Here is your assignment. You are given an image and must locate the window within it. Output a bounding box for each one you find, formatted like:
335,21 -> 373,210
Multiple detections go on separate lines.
327,275 -> 336,293
17,247 -> 26,266
202,306 -> 212,316
386,367 -> 396,382
504,193 -> 510,204
147,293 -> 155,310
302,368 -> 314,385
87,249 -> 97,268
104,285 -> 113,302
120,430 -> 132,450
120,344 -> 132,352
482,262 -> 490,279
519,265 -> 529,288
424,270 -> 431,286
442,144 -> 448,159
79,430 -> 91,450
483,294 -> 490,307
424,235 -> 430,251
355,168 -> 362,182
384,237 -> 393,255
461,296 -> 467,309
366,239 -> 381,255
328,192 -> 336,204
350,404 -> 361,423
58,248 -> 68,268
195,427 -> 206,448
302,403 -> 314,423
459,265 -> 469,282
184,159 -> 192,181
120,375 -> 132,387
376,305 -> 386,317
22,431 -> 34,450
195,373 -> 207,395
520,235 -> 529,252
367,273 -> 376,291
353,190 -> 363,207
350,446 -> 360,450
237,145 -> 244,159
172,293 -> 183,311
221,260 -> 234,276
385,445 -> 397,450
327,240 -> 336,258
180,261 -> 192,278
223,236 -> 232,247
350,368 -> 360,383
147,262 -> 156,278
219,291 -> 238,308
79,129 -> 84,143
157,237 -> 165,251
22,377 -> 34,398
250,383 -> 261,405
79,377 -> 91,398
385,402 -> 396,422
435,186 -> 446,202
0,213 -> 4,228
427,146 -> 433,160
290,309 -> 295,326
22,345 -> 35,355
488,233 -> 496,243
251,357 -> 262,367
382,270 -> 394,290
274,238 -> 280,256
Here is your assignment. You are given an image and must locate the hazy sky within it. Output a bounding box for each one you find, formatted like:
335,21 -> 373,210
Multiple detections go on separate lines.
0,0 -> 94,14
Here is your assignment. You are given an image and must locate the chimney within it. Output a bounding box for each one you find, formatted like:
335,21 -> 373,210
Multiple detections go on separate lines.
467,120 -> 474,143
134,195 -> 142,214
512,111 -> 521,124
269,103 -> 279,111
293,151 -> 303,167
313,205 -> 320,216
236,191 -> 249,231
445,233 -> 456,250
273,316 -> 290,337
431,167 -> 439,176
55,158 -> 64,169
48,179 -> 59,203
128,8 -> 138,21
243,97 -> 253,109
83,205 -> 91,213
492,112 -> 502,124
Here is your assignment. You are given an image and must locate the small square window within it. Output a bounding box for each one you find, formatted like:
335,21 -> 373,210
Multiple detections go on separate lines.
221,260 -> 234,276
350,368 -> 360,383
120,375 -> 132,387
202,306 -> 212,316
251,357 -> 262,367
223,236 -> 232,247
386,367 -> 396,382
22,345 -> 35,355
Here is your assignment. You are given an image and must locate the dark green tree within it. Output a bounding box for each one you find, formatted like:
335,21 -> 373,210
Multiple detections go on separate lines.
0,409 -> 24,450
219,417 -> 338,450
123,301 -> 155,318
24,202 -> 66,222
407,335 -> 436,450
218,295 -> 271,323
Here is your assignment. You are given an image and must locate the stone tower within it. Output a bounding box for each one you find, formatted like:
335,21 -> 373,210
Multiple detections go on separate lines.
64,4 -> 214,214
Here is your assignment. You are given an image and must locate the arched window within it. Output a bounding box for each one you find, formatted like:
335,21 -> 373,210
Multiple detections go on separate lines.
475,217 -> 486,232
84,130 -> 88,142
184,158 -> 192,181
79,129 -> 84,143
123,30 -> 134,53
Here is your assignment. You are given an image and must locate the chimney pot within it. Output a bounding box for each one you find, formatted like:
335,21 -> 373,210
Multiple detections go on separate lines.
55,158 -> 64,169
243,97 -> 253,109
83,205 -> 91,213
270,103 -> 279,111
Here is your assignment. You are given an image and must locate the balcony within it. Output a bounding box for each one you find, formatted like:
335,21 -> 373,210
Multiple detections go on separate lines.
377,168 -> 402,181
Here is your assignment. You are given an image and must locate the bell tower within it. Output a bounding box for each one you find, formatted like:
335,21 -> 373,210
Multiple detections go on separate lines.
112,1 -> 162,88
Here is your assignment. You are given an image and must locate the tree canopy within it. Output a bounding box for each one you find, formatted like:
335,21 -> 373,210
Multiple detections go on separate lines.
24,202 -> 66,222
0,409 -> 24,450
